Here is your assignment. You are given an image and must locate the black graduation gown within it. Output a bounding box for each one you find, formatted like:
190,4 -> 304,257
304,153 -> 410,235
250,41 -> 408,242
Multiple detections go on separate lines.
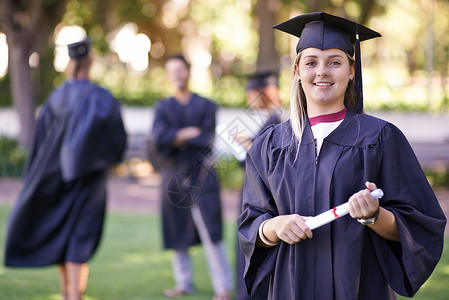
4,80 -> 127,267
237,109 -> 446,300
152,94 -> 222,249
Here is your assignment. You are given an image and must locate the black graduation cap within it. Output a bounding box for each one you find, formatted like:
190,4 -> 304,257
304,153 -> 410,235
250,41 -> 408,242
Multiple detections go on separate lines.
273,12 -> 381,113
67,38 -> 91,60
246,71 -> 278,90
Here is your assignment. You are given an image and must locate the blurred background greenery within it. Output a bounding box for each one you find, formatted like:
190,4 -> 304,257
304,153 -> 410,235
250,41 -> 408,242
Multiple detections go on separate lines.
1,0 -> 449,111
0,137 -> 27,178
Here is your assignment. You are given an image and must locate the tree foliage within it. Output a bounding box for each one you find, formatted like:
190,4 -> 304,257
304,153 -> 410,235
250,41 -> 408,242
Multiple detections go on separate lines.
1,0 -> 449,147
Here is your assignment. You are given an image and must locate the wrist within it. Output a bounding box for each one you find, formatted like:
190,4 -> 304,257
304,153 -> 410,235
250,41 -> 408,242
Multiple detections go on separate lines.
357,207 -> 380,225
258,219 -> 281,246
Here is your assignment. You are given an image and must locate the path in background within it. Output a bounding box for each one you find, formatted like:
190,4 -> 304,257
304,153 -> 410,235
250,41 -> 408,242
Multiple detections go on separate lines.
1,107 -> 449,169
0,175 -> 241,221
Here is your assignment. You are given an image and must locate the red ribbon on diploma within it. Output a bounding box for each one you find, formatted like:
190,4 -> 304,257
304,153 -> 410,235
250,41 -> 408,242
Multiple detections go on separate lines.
332,207 -> 339,219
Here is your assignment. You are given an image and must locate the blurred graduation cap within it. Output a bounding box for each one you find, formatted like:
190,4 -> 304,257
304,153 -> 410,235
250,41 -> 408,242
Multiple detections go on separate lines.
67,38 -> 91,60
246,71 -> 278,90
273,12 -> 381,113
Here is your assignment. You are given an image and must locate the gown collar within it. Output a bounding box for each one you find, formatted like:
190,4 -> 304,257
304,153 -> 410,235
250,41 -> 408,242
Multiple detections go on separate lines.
302,108 -> 358,145
309,108 -> 347,126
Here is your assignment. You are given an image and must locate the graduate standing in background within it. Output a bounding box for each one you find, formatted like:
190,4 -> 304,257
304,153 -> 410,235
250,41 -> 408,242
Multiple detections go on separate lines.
237,12 -> 446,300
151,54 -> 233,300
4,38 -> 127,300
233,71 -> 284,300
232,71 -> 284,154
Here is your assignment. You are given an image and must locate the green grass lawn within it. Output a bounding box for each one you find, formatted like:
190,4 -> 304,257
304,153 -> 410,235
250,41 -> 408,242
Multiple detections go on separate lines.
0,205 -> 237,300
0,204 -> 448,300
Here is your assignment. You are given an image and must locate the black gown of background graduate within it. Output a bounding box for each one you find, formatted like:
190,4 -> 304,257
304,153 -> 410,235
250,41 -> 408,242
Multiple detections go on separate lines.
237,109 -> 446,300
236,110 -> 283,300
152,94 -> 222,249
4,80 -> 127,267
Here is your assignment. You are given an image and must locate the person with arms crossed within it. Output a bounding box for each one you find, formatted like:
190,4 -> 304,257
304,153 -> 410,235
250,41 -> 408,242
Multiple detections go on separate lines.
151,54 -> 233,300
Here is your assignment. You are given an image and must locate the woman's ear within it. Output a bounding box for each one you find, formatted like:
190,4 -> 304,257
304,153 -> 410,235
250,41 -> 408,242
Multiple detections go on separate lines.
349,64 -> 355,82
294,63 -> 300,80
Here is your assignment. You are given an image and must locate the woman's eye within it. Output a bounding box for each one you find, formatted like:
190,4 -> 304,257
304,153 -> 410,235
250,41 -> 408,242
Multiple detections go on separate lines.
330,61 -> 341,66
305,61 -> 316,66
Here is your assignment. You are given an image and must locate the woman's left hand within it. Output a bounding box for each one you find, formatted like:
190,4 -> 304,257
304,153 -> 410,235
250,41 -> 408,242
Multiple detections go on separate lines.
348,181 -> 400,241
348,181 -> 379,219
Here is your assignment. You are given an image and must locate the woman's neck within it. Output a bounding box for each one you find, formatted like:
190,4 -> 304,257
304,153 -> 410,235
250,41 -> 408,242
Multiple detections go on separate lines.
307,104 -> 345,118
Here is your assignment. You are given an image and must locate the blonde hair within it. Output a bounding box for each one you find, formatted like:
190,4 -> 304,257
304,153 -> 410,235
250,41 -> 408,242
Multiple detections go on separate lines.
289,52 -> 355,144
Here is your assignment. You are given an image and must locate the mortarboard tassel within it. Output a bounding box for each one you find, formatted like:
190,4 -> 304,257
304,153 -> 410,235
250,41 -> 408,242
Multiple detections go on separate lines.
354,24 -> 363,114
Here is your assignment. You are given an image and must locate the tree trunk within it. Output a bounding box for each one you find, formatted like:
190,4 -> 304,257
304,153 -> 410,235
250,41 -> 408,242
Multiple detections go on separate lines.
0,0 -> 69,148
8,41 -> 35,147
255,0 -> 280,73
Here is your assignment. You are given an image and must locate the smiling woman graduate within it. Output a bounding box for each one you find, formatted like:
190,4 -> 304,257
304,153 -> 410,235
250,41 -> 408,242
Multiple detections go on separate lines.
237,12 -> 446,300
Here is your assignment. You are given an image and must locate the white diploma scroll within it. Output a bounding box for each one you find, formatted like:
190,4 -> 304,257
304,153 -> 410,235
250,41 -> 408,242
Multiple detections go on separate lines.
305,189 -> 384,230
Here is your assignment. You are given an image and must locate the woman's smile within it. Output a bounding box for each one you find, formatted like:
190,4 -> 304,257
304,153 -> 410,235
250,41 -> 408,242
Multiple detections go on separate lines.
314,81 -> 333,87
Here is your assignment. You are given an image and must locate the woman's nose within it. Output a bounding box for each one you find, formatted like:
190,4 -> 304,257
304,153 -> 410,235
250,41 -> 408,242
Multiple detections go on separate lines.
316,64 -> 329,77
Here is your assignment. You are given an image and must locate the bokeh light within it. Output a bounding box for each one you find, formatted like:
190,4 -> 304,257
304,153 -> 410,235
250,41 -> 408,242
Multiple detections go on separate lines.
109,23 -> 152,73
53,25 -> 87,72
29,52 -> 40,69
0,33 -> 8,77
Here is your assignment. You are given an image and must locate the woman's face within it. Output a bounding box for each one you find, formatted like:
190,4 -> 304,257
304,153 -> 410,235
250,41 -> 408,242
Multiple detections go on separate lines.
296,48 -> 354,115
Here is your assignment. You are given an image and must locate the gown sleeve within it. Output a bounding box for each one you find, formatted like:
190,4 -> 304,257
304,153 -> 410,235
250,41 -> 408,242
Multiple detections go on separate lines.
369,123 -> 446,297
152,100 -> 179,158
237,125 -> 281,297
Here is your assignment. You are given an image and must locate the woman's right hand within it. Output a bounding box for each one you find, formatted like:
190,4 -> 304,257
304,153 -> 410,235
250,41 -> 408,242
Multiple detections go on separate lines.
259,214 -> 313,246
